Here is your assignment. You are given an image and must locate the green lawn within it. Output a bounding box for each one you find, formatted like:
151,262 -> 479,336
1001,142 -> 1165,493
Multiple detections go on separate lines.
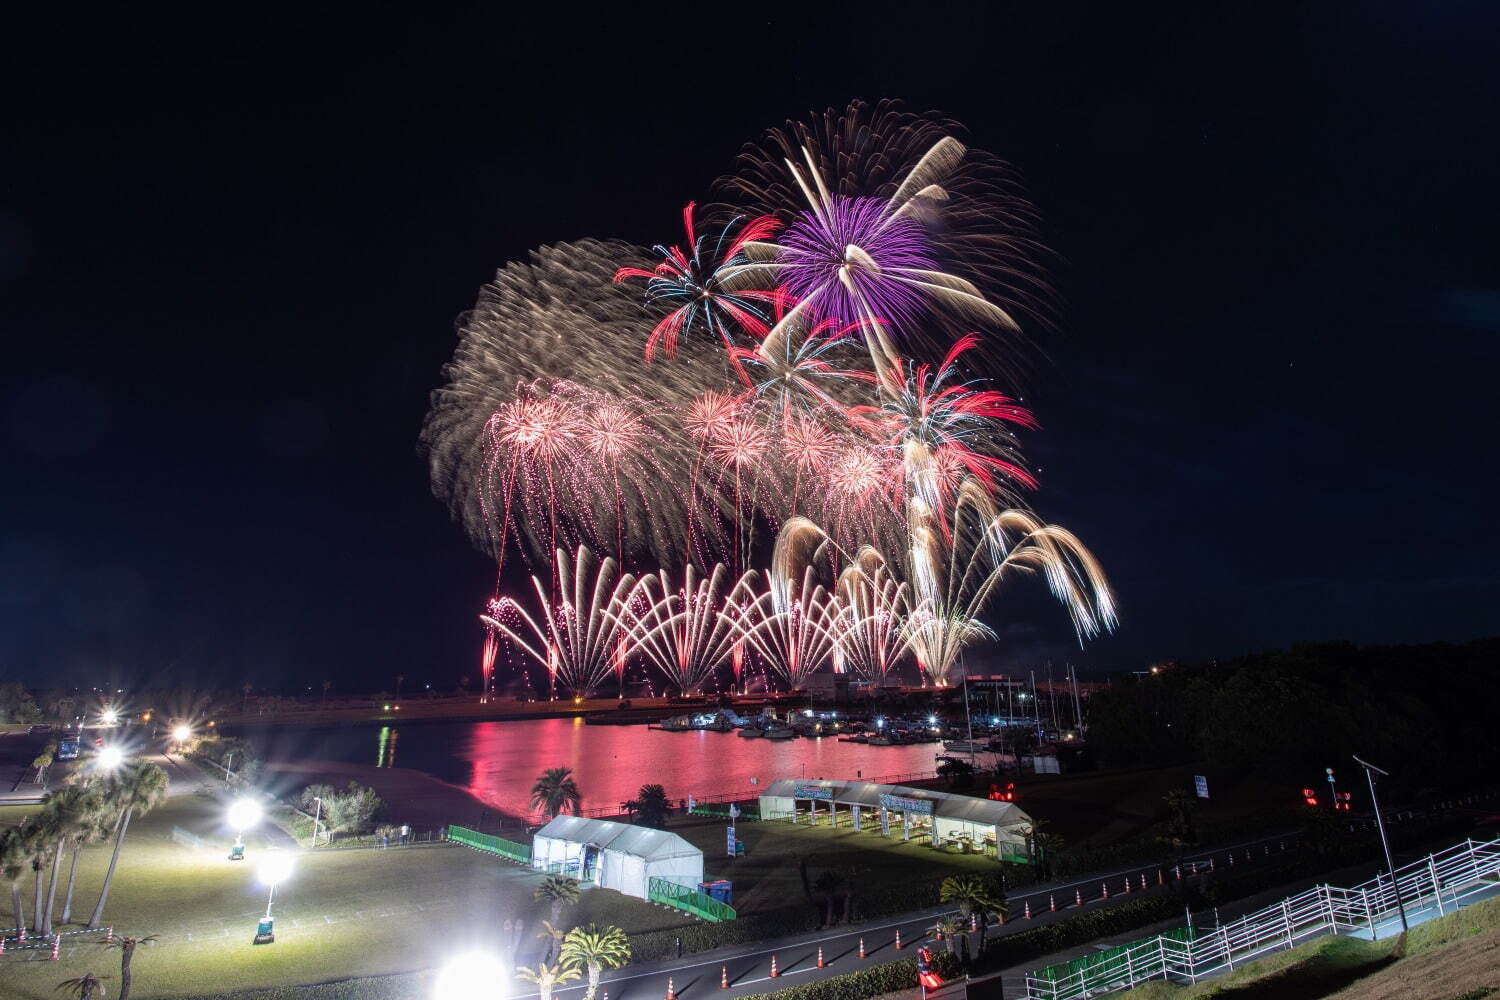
0,795 -> 681,1000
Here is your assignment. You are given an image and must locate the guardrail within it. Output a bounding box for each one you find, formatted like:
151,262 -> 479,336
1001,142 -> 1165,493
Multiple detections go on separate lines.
647,876 -> 736,922
1023,837 -> 1500,999
449,824 -> 532,864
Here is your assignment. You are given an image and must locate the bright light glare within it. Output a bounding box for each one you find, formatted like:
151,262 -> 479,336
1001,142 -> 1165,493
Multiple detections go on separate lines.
100,709 -> 119,725
172,724 -> 192,742
97,746 -> 124,769
257,853 -> 293,887
228,799 -> 262,830
433,952 -> 508,1000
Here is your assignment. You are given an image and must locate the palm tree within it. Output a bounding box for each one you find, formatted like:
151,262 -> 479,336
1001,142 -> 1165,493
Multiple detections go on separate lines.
87,763 -> 169,929
63,799 -> 113,925
624,784 -> 670,829
1162,789 -> 1199,844
537,920 -> 566,964
530,768 -> 581,819
533,875 -> 581,926
41,784 -> 100,932
105,933 -> 157,1000
560,923 -> 631,1000
940,873 -> 1005,949
33,745 -> 56,784
929,915 -> 963,954
516,961 -> 580,1000
56,973 -> 111,1000
0,826 -> 28,936
25,815 -> 58,934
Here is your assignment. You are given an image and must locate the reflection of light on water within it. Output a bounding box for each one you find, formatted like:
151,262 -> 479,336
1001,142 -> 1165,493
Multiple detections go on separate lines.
376,726 -> 399,768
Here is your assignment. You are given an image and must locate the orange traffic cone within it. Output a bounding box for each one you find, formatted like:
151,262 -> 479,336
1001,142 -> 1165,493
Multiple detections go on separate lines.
1,932 -> 6,954
1023,900 -> 1031,919
666,978 -> 675,1000
51,934 -> 60,961
1123,877 -> 1131,894
895,929 -> 903,950
1075,888 -> 1083,907
817,946 -> 825,968
1158,869 -> 1164,886
1049,894 -> 1056,913
970,913 -> 978,932
1102,881 -> 1109,899
859,937 -> 866,959
1140,874 -> 1148,890
770,955 -> 780,977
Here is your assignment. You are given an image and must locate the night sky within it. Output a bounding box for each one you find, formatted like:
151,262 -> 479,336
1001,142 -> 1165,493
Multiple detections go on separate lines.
4,5 -> 1497,691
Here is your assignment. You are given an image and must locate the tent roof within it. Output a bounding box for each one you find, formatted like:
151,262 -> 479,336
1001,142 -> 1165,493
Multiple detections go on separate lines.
534,815 -> 703,862
760,778 -> 1032,830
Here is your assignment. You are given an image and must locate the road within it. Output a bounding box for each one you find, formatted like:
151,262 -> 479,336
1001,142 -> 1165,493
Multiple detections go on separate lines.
512,829 -> 1298,1000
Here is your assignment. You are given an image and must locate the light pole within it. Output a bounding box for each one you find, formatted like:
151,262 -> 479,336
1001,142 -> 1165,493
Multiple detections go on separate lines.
309,796 -> 323,847
1353,755 -> 1408,934
254,853 -> 292,944
223,750 -> 236,781
171,724 -> 191,753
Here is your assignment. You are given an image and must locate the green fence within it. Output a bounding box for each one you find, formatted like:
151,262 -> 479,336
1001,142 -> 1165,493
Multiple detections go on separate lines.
448,825 -> 531,864
688,803 -> 759,820
1032,926 -> 1196,984
647,876 -> 736,922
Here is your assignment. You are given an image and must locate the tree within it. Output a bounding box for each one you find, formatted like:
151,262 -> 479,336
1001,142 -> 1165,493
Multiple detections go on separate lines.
811,869 -> 845,926
323,782 -> 382,841
940,874 -> 1005,949
106,933 -> 157,1000
34,744 -> 56,784
625,784 -> 670,829
63,803 -> 113,925
560,923 -> 631,1000
0,826 -> 28,937
24,814 -> 58,934
1162,789 -> 1199,844
936,756 -> 975,789
56,973 -> 111,1000
530,768 -> 581,819
517,961 -> 580,1000
299,784 -> 337,812
533,875 -> 581,926
929,915 -> 963,954
1026,818 -> 1063,882
41,784 -> 100,932
537,920 -> 566,964
87,763 -> 169,929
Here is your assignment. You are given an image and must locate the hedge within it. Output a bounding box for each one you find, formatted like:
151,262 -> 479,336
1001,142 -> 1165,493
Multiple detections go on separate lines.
740,957 -> 917,1000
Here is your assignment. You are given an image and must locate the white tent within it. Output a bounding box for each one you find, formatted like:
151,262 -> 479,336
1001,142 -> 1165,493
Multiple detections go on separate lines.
532,816 -> 703,900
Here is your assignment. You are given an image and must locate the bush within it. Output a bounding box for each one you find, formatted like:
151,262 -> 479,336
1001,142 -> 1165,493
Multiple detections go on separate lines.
970,895 -> 1183,975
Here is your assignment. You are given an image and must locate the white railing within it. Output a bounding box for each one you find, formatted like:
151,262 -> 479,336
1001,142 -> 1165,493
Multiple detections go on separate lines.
1023,837 -> 1500,1000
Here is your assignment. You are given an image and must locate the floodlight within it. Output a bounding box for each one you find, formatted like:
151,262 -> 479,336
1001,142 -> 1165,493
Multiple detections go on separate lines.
434,952 -> 509,1000
257,852 -> 293,887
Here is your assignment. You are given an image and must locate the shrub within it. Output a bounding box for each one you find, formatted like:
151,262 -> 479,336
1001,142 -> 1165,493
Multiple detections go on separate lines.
739,957 -> 916,1000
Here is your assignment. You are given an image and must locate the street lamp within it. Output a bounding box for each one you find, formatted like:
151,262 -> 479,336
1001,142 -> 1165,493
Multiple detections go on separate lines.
254,853 -> 293,944
171,724 -> 192,750
228,799 -> 262,861
433,952 -> 508,1000
100,708 -> 119,727
1353,755 -> 1408,934
309,796 -> 324,847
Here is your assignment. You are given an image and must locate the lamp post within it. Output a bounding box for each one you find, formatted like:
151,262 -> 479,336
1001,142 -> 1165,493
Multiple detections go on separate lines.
1353,755 -> 1408,934
254,853 -> 292,944
171,724 -> 191,752
309,796 -> 323,848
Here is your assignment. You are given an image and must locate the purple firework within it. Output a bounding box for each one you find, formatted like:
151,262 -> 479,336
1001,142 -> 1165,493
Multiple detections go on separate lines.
777,195 -> 937,332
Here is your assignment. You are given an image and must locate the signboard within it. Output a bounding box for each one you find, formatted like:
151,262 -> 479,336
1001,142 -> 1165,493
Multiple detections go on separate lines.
794,784 -> 835,801
879,793 -> 934,814
1194,775 -> 1209,800
728,803 -> 740,819
726,826 -> 737,857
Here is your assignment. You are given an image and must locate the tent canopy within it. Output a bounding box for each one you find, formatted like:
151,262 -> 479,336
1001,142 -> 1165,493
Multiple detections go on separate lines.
759,778 -> 1032,831
534,815 -> 701,862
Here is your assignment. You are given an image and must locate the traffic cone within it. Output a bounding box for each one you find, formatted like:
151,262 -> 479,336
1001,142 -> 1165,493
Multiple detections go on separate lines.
895,929 -> 903,950
817,946 -> 826,968
770,954 -> 780,977
721,966 -> 729,989
1023,900 -> 1031,919
1123,877 -> 1131,894
666,978 -> 675,1000
1,932 -> 7,954
1210,857 -> 1216,872
1140,873 -> 1148,890
51,934 -> 60,961
1049,894 -> 1056,913
1102,881 -> 1109,899
1075,889 -> 1083,907
1175,864 -> 1182,880
16,925 -> 24,943
859,937 -> 866,959
105,926 -> 113,944
1228,852 -> 1235,867
970,914 -> 978,932
1158,869 -> 1164,886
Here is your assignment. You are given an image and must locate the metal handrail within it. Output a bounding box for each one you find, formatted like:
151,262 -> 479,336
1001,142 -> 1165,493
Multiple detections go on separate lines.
1023,837 -> 1500,1000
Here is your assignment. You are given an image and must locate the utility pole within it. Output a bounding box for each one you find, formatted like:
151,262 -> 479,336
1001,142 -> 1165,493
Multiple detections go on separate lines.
1354,755 -> 1407,934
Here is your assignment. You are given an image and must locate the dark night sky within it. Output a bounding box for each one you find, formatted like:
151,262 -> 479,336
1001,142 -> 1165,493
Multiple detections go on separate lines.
3,4 -> 1497,691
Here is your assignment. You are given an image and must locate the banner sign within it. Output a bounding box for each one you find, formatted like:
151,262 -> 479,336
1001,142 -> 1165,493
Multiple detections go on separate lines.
726,826 -> 737,857
880,793 -> 934,814
794,785 -> 835,800
1194,775 -> 1209,799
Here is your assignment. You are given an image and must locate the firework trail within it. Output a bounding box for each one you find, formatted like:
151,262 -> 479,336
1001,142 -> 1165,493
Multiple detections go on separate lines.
833,549 -> 910,687
624,564 -> 743,695
480,546 -> 637,698
613,202 -> 784,384
728,567 -> 842,691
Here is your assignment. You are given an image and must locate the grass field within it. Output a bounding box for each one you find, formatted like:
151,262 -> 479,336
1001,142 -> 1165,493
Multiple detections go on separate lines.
0,795 -> 683,1000
1120,895 -> 1500,1000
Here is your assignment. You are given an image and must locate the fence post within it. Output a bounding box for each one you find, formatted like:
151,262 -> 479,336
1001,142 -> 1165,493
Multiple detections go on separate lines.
1222,925 -> 1234,971
1429,858 -> 1445,916
1282,899 -> 1294,949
